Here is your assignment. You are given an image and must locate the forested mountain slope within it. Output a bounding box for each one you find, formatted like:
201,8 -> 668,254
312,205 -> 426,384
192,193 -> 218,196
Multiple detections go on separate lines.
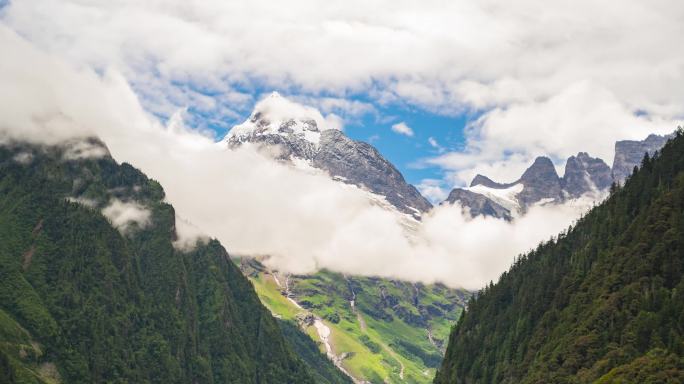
0,138 -> 313,383
435,129 -> 684,384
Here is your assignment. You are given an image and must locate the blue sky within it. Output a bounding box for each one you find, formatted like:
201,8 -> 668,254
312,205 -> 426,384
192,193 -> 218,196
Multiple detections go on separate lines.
345,106 -> 468,186
195,88 -> 472,188
1,0 -> 682,288
3,0 -> 681,202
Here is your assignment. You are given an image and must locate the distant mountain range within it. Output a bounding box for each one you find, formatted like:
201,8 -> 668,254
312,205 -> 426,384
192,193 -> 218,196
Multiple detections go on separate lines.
224,93 -> 673,223
445,133 -> 673,220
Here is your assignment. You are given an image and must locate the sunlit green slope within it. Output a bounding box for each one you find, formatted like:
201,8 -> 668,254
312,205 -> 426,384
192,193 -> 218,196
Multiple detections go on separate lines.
240,258 -> 470,384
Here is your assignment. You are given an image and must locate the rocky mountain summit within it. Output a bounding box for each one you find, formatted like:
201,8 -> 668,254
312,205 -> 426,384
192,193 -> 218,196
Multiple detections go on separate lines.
446,133 -> 673,220
612,133 -> 674,183
444,188 -> 512,221
224,93 -> 432,218
562,152 -> 613,198
516,156 -> 564,209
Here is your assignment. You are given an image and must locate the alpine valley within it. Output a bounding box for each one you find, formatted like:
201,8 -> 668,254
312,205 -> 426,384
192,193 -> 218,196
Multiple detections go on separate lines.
3,2 -> 684,384
214,93 -> 679,384
0,98 -> 677,384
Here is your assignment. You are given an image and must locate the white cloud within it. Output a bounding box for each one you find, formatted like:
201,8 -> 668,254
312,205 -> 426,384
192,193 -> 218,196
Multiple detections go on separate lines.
173,216 -> 210,251
101,199 -> 152,233
4,1 -> 683,115
427,136 -> 444,153
250,91 -> 343,131
66,196 -> 98,208
293,96 -> 377,123
3,0 -> 682,189
416,179 -> 448,203
0,28 -> 599,289
62,139 -> 111,160
391,122 -> 414,137
427,82 -> 679,186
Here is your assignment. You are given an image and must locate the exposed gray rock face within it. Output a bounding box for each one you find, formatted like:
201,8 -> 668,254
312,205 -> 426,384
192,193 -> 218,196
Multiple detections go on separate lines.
470,174 -> 512,189
445,153 -> 612,218
227,130 -> 319,160
444,156 -> 563,219
225,106 -> 432,218
313,130 -> 432,216
445,132 -> 673,220
612,134 -> 673,183
444,188 -> 512,221
225,112 -> 320,159
562,152 -> 612,198
516,156 -> 563,210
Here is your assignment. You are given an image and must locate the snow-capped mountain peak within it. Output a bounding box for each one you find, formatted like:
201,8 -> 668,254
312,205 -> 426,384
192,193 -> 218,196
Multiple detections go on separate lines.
225,92 -> 338,147
222,92 -> 433,218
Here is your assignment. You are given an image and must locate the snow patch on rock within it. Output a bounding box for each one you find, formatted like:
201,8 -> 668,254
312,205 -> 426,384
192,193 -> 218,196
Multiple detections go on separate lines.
468,183 -> 524,212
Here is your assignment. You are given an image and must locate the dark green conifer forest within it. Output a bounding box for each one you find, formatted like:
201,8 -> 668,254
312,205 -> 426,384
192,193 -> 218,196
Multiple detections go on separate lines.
0,139 -> 315,383
435,129 -> 684,383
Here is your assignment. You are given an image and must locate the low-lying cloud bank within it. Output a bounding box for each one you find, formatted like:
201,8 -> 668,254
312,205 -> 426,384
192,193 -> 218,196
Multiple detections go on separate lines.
2,26 -> 599,289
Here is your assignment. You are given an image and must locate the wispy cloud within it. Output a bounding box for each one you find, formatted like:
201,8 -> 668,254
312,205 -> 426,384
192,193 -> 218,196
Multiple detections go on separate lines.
391,122 -> 414,137
427,136 -> 444,153
102,199 -> 151,234
416,179 -> 448,203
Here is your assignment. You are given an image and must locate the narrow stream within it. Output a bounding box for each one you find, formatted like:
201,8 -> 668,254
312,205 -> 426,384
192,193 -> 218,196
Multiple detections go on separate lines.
273,271 -> 362,383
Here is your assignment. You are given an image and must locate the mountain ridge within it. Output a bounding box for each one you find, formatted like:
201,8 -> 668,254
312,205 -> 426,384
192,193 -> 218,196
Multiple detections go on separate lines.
0,137 -> 323,383
434,129 -> 684,383
224,93 -> 432,218
446,132 -> 673,220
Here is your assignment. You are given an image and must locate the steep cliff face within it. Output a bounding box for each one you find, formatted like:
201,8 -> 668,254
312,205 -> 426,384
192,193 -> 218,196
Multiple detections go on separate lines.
612,133 -> 673,183
312,129 -> 432,216
0,138 -> 314,384
516,156 -> 564,209
562,152 -> 612,198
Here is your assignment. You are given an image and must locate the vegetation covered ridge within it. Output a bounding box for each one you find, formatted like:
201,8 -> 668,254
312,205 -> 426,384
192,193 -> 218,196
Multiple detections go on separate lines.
435,128 -> 684,383
0,138 -> 314,383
